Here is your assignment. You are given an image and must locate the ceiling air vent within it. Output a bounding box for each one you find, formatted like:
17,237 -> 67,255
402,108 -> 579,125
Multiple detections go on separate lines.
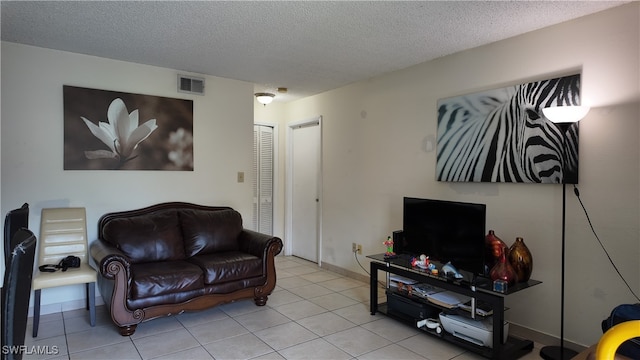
178,75 -> 205,95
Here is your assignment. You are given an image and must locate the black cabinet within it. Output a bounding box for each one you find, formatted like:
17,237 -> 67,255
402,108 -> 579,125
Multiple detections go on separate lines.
367,254 -> 541,360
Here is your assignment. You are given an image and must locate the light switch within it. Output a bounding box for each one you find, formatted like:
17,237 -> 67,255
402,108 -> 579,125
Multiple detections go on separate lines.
237,171 -> 244,183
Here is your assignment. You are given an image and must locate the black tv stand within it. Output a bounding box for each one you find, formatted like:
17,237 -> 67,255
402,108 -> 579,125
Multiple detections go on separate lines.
367,253 -> 541,360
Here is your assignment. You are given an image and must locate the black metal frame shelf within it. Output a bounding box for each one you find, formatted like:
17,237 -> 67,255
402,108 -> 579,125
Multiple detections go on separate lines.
368,254 -> 541,360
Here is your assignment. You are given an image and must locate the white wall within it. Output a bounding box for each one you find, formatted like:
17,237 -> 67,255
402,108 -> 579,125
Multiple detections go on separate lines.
278,3 -> 639,347
2,3 -> 638,348
1,42 -> 255,312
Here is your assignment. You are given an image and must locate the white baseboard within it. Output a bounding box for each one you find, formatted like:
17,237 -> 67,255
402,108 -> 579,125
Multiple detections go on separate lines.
29,296 -> 105,317
30,258 -> 587,355
509,322 -> 587,353
320,259 -> 369,283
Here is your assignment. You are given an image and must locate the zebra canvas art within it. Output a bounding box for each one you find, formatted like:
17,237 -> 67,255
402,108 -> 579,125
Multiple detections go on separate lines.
436,74 -> 581,184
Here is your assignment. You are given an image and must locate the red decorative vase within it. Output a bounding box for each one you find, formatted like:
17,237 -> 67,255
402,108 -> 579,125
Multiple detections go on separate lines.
485,230 -> 507,273
508,237 -> 533,282
490,247 -> 518,286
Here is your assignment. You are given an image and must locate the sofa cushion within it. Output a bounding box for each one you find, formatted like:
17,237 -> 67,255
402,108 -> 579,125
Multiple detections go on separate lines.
188,251 -> 262,285
102,210 -> 185,263
180,209 -> 242,257
129,260 -> 204,299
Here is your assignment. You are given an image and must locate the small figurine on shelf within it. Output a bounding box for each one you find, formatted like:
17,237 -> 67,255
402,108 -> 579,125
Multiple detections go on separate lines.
383,236 -> 396,259
411,254 -> 436,271
442,262 -> 464,279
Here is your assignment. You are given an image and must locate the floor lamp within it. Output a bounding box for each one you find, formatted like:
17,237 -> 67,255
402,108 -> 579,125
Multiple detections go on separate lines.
540,105 -> 590,360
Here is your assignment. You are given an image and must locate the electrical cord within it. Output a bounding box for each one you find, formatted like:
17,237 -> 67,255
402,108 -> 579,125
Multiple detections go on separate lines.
354,250 -> 369,275
353,250 -> 387,289
573,184 -> 640,302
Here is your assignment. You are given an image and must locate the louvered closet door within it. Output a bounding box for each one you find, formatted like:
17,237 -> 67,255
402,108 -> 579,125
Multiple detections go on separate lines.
253,125 -> 274,235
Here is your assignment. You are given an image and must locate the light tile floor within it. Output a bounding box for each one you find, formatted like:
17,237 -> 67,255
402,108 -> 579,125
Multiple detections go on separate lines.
23,256 -> 546,359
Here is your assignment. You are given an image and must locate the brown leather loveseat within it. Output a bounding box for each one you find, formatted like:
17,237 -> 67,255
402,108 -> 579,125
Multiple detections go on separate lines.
90,202 -> 283,336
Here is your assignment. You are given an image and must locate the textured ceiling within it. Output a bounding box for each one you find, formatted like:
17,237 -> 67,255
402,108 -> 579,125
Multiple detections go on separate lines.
1,1 -> 629,102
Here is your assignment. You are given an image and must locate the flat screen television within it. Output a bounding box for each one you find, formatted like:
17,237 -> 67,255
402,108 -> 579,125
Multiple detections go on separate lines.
396,197 -> 486,276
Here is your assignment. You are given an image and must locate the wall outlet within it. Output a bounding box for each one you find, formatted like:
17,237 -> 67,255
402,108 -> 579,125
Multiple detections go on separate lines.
356,244 -> 362,254
352,242 -> 357,253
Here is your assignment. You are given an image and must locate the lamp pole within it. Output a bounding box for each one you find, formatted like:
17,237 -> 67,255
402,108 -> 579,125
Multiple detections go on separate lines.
540,122 -> 578,360
540,105 -> 589,359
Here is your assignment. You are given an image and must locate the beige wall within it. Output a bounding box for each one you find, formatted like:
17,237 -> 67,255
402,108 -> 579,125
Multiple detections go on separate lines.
1,2 -> 637,348
1,42 -> 255,312
270,3 -> 639,347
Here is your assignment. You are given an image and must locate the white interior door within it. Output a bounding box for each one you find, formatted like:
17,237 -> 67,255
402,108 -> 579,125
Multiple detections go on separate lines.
253,125 -> 274,235
288,117 -> 321,263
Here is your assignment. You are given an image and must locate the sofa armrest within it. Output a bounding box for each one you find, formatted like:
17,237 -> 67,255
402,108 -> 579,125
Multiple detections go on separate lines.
90,239 -> 145,335
90,239 -> 132,280
238,229 -> 283,259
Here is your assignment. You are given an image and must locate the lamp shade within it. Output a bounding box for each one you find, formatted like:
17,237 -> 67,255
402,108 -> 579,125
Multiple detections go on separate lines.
255,92 -> 275,105
542,105 -> 590,124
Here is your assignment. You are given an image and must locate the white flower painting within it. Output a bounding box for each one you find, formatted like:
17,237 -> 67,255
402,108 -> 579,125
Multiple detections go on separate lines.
81,98 -> 158,164
64,86 -> 193,170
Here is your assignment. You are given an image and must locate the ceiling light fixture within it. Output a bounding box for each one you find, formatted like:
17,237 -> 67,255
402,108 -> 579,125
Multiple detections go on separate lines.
255,92 -> 275,106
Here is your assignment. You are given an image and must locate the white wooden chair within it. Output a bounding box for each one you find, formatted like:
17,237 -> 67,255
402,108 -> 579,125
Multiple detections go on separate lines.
31,207 -> 97,337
